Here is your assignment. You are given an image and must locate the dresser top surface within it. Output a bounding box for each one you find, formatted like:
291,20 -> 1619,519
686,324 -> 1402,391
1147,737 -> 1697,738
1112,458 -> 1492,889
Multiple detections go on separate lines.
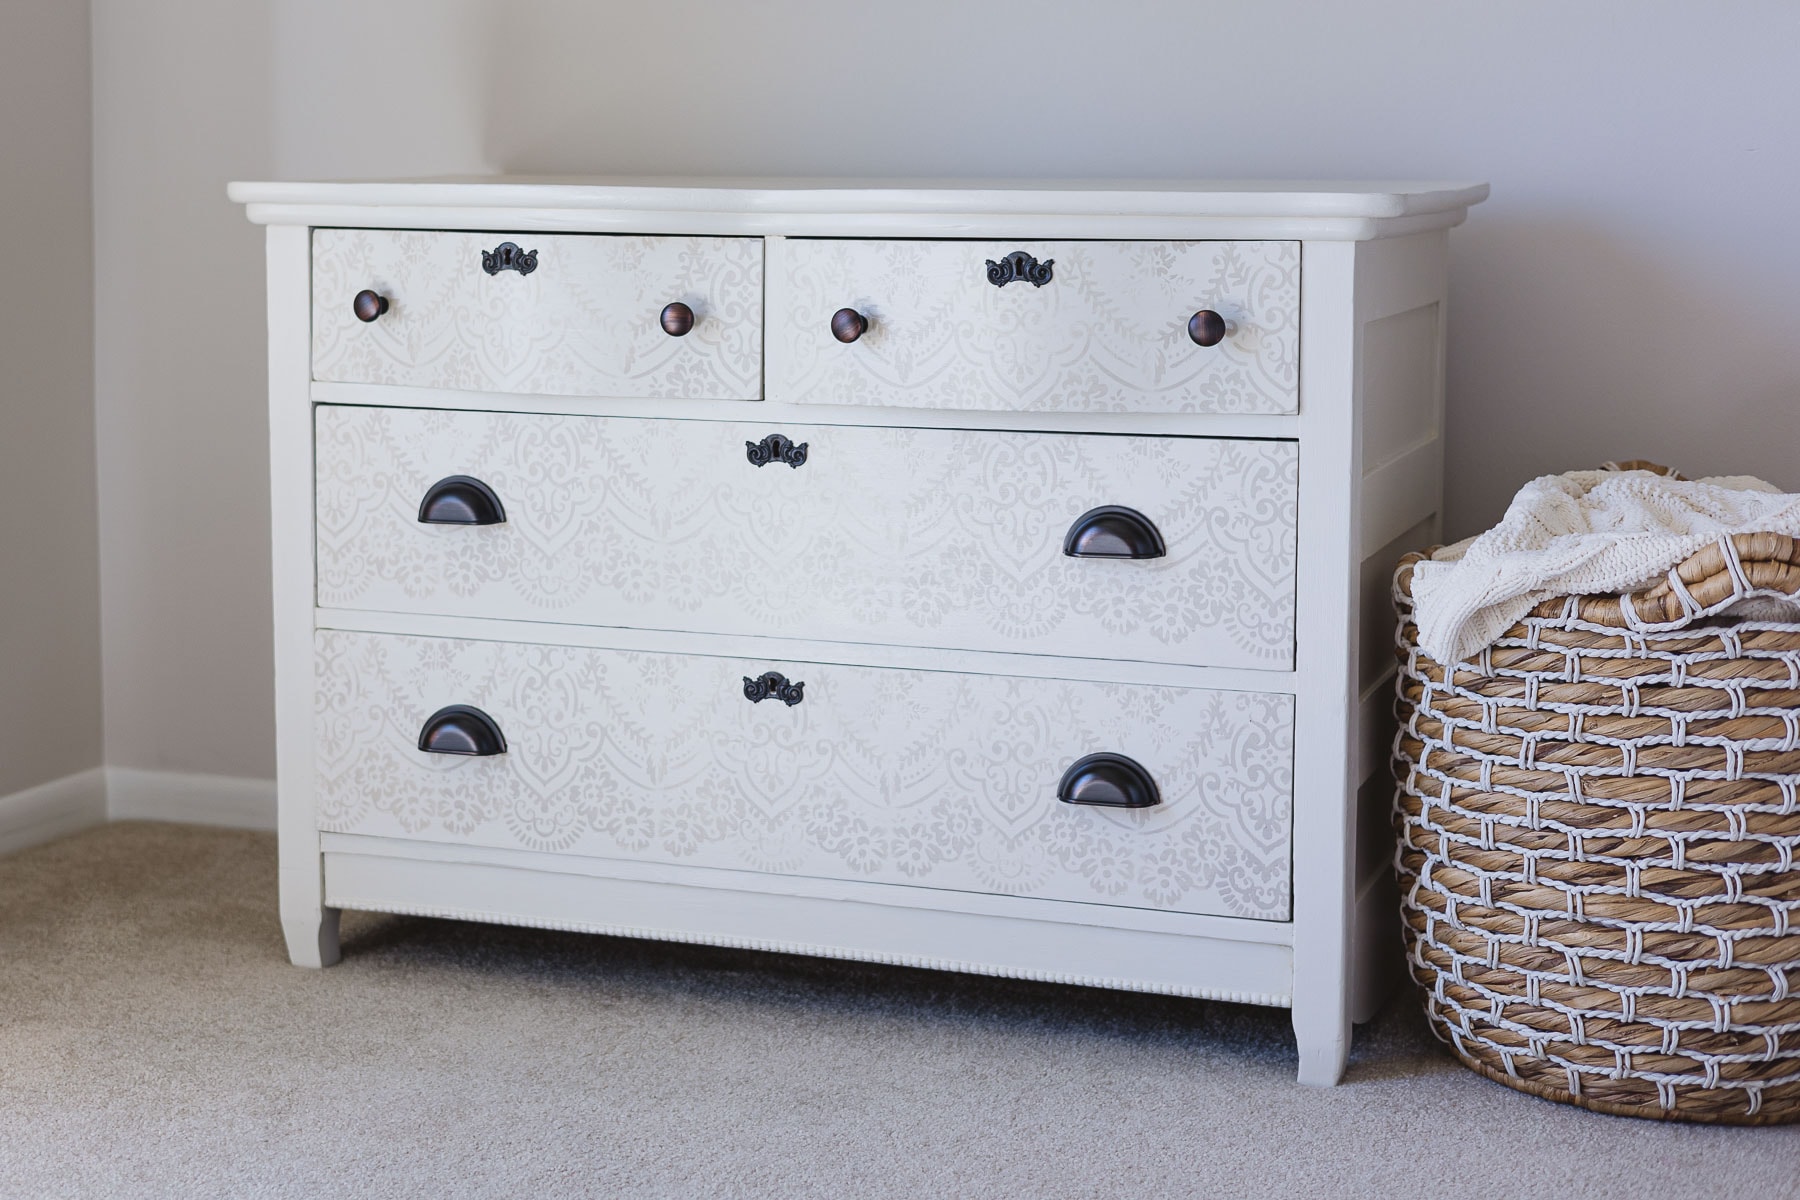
229,177 -> 1486,240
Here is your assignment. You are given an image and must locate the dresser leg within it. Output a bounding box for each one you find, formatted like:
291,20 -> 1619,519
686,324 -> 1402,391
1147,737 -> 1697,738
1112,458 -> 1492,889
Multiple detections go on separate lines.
280,864 -> 342,968
1292,999 -> 1352,1086
282,904 -> 342,968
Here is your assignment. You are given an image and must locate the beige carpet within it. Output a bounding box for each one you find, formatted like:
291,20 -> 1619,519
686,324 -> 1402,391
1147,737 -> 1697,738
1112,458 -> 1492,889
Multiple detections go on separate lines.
0,823 -> 1793,1199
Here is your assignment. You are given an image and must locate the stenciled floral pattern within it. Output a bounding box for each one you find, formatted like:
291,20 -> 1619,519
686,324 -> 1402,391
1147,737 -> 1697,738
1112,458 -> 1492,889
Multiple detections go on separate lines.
769,239 -> 1299,414
311,230 -> 763,399
316,407 -> 1299,669
314,631 -> 1295,920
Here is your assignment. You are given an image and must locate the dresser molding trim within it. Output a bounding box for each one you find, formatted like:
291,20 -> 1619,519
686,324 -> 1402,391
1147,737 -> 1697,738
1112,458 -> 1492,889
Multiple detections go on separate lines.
230,178 -> 1486,243
310,382 -> 1302,440
321,832 -> 1297,945
318,608 -> 1299,693
251,207 -> 1471,244
323,845 -> 1295,1007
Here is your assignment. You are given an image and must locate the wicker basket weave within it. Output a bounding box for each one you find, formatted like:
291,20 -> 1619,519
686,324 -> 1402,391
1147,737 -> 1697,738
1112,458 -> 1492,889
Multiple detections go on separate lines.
1392,527 -> 1800,1124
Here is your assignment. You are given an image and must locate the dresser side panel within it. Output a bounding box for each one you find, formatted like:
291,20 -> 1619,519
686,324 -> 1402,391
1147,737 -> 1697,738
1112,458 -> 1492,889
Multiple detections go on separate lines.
1348,231 -> 1451,1024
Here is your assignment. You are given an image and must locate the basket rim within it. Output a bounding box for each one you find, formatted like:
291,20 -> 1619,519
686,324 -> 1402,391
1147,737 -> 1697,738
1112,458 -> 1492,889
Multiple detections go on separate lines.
1398,532 -> 1800,637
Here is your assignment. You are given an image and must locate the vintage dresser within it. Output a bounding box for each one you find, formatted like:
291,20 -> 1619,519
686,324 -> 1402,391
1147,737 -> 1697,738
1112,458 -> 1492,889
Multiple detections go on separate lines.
231,178 -> 1486,1084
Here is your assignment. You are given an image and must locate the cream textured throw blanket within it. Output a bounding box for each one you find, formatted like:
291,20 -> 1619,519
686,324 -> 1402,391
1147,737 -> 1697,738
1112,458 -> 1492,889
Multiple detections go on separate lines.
1411,467 -> 1800,664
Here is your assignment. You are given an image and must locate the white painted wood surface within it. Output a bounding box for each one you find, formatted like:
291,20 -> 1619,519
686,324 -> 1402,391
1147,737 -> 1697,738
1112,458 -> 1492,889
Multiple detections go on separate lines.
105,768 -> 276,830
0,768 -> 107,858
230,178 -> 1489,242
1288,240 -> 1363,1086
0,768 -> 279,854
310,379 -> 1300,440
1345,232 -> 1453,1027
321,606 -> 1291,694
315,405 -> 1300,670
266,223 -> 340,969
318,832 -> 1295,943
237,178 -> 1482,1085
767,238 -> 1298,414
324,842 -> 1296,1006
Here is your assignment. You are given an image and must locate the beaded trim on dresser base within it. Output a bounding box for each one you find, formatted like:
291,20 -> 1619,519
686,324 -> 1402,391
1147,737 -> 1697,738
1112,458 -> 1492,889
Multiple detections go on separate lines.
322,843 -> 1296,1008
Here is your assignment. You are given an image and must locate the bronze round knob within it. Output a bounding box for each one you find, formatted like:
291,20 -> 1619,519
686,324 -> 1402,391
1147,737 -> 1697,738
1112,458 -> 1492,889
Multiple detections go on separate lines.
353,290 -> 389,323
830,308 -> 869,344
1187,309 -> 1227,347
660,302 -> 695,337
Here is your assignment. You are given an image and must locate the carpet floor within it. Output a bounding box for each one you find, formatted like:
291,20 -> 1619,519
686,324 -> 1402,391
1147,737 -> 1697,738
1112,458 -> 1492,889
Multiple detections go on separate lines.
0,822 -> 1794,1199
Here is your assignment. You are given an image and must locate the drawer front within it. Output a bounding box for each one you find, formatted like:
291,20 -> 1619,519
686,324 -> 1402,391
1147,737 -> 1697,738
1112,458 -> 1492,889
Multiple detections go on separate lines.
315,631 -> 1294,920
768,239 -> 1298,414
311,230 -> 763,399
317,406 -> 1298,670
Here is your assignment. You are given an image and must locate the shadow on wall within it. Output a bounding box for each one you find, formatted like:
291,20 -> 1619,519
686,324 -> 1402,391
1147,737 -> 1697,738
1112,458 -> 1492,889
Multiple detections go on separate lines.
1446,215 -> 1800,538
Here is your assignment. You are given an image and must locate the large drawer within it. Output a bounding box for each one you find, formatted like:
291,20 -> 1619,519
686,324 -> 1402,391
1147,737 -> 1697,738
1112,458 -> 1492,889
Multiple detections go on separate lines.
311,230 -> 763,399
316,406 -> 1299,670
768,239 -> 1298,414
314,630 -> 1295,920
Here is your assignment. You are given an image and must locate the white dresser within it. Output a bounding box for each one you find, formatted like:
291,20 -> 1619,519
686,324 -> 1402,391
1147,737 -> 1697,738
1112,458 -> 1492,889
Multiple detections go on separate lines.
231,178 -> 1486,1084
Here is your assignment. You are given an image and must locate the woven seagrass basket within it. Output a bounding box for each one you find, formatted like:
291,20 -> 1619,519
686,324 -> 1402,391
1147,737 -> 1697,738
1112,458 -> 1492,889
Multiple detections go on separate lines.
1392,519 -> 1800,1123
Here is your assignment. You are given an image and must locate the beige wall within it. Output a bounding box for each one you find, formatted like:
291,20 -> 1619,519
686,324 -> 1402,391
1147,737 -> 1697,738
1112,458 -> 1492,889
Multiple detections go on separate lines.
89,0 -> 1800,780
0,1 -> 101,796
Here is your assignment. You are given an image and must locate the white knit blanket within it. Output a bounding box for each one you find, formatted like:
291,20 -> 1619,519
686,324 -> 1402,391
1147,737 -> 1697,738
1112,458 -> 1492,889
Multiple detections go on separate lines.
1410,468 -> 1800,664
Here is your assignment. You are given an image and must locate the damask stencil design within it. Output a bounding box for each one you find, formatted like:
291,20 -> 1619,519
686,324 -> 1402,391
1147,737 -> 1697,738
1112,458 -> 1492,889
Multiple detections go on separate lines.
316,407 -> 1299,669
311,230 -> 763,399
769,239 -> 1298,414
314,631 -> 1295,920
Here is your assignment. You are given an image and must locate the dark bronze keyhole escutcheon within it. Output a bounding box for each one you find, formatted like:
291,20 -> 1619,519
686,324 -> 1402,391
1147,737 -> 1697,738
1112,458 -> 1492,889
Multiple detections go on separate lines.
986,250 -> 1054,288
481,242 -> 538,276
746,434 -> 808,469
743,672 -> 804,707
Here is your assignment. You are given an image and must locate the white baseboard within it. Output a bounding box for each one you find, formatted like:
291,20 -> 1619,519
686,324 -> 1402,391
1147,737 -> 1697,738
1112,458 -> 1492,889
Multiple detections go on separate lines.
0,767 -> 109,857
105,767 -> 277,832
0,767 -> 278,858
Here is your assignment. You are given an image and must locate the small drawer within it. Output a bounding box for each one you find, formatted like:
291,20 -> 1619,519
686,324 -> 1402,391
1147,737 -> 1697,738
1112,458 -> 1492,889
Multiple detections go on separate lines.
311,230 -> 763,399
768,239 -> 1297,414
316,406 -> 1299,670
314,630 -> 1295,920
